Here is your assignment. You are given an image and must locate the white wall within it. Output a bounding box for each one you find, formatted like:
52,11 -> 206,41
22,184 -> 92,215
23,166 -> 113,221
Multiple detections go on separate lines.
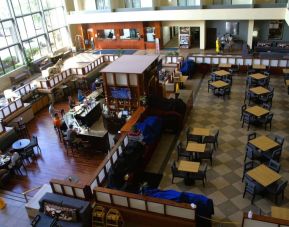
141,0 -> 153,7
67,8 -> 286,24
162,26 -> 171,45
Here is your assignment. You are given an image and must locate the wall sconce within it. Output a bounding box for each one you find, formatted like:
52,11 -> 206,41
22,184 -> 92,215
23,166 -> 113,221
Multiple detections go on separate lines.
95,34 -> 98,38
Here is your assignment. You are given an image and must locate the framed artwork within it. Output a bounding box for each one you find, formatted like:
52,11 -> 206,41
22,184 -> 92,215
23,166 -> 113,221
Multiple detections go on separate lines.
268,20 -> 283,40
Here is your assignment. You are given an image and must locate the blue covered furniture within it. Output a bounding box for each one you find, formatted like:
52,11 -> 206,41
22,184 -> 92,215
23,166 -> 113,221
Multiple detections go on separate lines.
32,192 -> 91,227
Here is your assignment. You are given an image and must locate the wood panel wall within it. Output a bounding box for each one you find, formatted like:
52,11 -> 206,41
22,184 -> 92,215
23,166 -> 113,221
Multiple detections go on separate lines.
81,21 -> 163,50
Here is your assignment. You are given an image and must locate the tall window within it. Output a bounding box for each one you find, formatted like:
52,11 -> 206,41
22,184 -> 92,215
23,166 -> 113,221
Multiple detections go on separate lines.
0,0 -> 70,77
125,0 -> 141,8
96,0 -> 111,10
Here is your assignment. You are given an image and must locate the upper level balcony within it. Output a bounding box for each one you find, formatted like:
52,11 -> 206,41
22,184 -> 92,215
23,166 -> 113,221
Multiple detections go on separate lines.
68,0 -> 289,13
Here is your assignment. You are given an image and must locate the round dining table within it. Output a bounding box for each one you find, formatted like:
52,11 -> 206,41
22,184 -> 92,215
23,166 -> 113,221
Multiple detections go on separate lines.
12,139 -> 30,150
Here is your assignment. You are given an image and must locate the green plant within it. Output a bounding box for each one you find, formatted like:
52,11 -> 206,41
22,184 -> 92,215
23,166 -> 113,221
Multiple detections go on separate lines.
25,47 -> 39,66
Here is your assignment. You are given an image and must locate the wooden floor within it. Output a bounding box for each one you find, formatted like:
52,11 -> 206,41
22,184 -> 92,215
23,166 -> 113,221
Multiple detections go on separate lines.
2,101 -> 106,194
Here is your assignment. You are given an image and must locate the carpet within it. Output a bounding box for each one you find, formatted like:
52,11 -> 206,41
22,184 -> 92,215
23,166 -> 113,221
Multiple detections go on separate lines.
93,49 -> 136,55
140,172 -> 163,188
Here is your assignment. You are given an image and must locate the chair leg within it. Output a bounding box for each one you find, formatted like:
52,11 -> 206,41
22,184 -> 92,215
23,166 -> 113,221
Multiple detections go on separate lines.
243,190 -> 246,198
251,194 -> 255,204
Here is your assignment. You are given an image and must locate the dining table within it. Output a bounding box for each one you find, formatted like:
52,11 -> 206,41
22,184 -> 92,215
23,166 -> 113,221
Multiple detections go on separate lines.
12,139 -> 30,150
249,135 -> 279,152
178,160 -> 200,186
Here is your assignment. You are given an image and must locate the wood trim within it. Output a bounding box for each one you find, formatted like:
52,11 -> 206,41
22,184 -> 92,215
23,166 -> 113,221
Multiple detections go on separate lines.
94,187 -> 192,210
95,201 -> 195,227
243,212 -> 289,226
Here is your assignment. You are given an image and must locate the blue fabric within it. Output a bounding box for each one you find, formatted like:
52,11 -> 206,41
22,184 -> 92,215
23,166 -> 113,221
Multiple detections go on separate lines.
136,116 -> 162,144
180,59 -> 196,77
143,189 -> 214,218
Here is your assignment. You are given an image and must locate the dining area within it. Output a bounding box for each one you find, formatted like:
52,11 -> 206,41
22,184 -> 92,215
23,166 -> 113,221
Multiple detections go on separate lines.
0,131 -> 42,187
208,69 -> 232,99
171,127 -> 219,187
243,132 -> 287,204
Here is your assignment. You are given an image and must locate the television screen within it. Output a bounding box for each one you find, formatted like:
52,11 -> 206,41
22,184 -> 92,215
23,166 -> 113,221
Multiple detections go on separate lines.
226,22 -> 239,35
111,87 -> 132,99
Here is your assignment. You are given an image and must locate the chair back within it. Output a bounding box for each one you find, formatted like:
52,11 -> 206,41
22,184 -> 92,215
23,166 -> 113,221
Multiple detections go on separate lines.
266,113 -> 273,122
245,180 -> 256,194
214,130 -> 219,141
247,132 -> 256,141
276,180 -> 288,194
268,159 -> 281,173
241,104 -> 247,113
262,103 -> 271,110
274,135 -> 284,146
272,147 -> 282,161
15,158 -> 23,168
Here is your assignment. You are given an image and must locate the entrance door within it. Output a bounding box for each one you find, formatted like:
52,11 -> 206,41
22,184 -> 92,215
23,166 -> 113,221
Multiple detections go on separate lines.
206,28 -> 217,49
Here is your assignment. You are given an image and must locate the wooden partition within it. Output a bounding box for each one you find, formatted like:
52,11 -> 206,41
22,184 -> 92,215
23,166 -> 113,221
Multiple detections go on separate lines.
49,132 -> 196,223
188,54 -> 289,68
242,213 -> 289,227
14,83 -> 33,97
38,54 -> 119,90
94,187 -> 196,226
0,98 -> 23,120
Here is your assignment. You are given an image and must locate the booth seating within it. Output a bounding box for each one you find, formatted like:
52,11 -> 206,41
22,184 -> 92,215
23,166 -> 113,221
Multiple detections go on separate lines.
31,192 -> 91,227
0,128 -> 19,153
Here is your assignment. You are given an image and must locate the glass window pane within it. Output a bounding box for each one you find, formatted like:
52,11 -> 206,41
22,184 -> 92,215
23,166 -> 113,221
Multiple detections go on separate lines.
29,0 -> 40,12
44,11 -> 52,31
10,45 -> 23,68
20,0 -> 31,14
56,8 -> 65,27
50,9 -> 59,28
11,0 -> 22,16
0,49 -> 13,74
38,36 -> 48,56
17,18 -> 28,39
24,15 -> 36,38
49,32 -> 56,51
2,21 -> 18,46
0,25 -> 7,48
32,14 -> 44,35
29,38 -> 41,60
0,0 -> 11,19
60,27 -> 69,46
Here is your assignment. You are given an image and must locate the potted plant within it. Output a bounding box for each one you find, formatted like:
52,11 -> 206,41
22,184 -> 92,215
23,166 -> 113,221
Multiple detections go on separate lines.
25,47 -> 40,73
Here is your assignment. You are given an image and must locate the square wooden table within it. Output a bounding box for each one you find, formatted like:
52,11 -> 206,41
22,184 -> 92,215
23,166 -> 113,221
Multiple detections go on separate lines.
210,80 -> 229,89
253,64 -> 266,70
249,86 -> 270,96
245,106 -> 269,117
249,135 -> 279,152
271,206 -> 289,221
213,70 -> 230,77
246,164 -> 281,187
178,160 -> 200,173
186,142 -> 206,153
250,73 -> 267,80
218,64 -> 232,68
283,68 -> 289,74
191,127 -> 210,137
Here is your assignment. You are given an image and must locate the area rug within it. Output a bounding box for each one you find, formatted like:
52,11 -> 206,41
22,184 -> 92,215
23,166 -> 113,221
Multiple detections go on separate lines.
93,49 -> 136,55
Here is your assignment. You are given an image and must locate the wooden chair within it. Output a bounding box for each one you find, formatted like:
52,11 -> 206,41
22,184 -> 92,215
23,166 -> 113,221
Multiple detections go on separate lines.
92,205 -> 106,227
106,208 -> 124,227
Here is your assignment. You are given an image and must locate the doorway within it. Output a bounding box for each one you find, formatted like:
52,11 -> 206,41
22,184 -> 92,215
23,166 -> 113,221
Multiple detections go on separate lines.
206,28 -> 217,49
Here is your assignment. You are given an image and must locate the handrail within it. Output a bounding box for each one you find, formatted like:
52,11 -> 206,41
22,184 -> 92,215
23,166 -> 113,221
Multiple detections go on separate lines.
22,186 -> 42,203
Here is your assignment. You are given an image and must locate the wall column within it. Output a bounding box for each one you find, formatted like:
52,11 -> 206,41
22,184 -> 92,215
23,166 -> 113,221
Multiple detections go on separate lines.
247,20 -> 254,49
199,20 -> 206,50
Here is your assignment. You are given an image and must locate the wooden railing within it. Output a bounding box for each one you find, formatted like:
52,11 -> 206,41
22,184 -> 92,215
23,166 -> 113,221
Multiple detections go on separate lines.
94,187 -> 195,221
14,83 -> 33,97
242,212 -> 289,227
0,98 -> 24,120
188,54 -> 289,68
38,54 -> 119,90
49,132 -> 196,222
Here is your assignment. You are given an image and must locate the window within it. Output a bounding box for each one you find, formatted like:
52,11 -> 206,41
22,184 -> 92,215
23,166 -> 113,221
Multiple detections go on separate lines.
0,0 -> 70,77
120,29 -> 139,40
96,0 -> 111,10
125,0 -> 141,8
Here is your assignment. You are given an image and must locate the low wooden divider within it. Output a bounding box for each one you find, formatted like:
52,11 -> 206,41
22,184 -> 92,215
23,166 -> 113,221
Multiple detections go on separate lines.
242,212 -> 289,227
50,132 -> 196,224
